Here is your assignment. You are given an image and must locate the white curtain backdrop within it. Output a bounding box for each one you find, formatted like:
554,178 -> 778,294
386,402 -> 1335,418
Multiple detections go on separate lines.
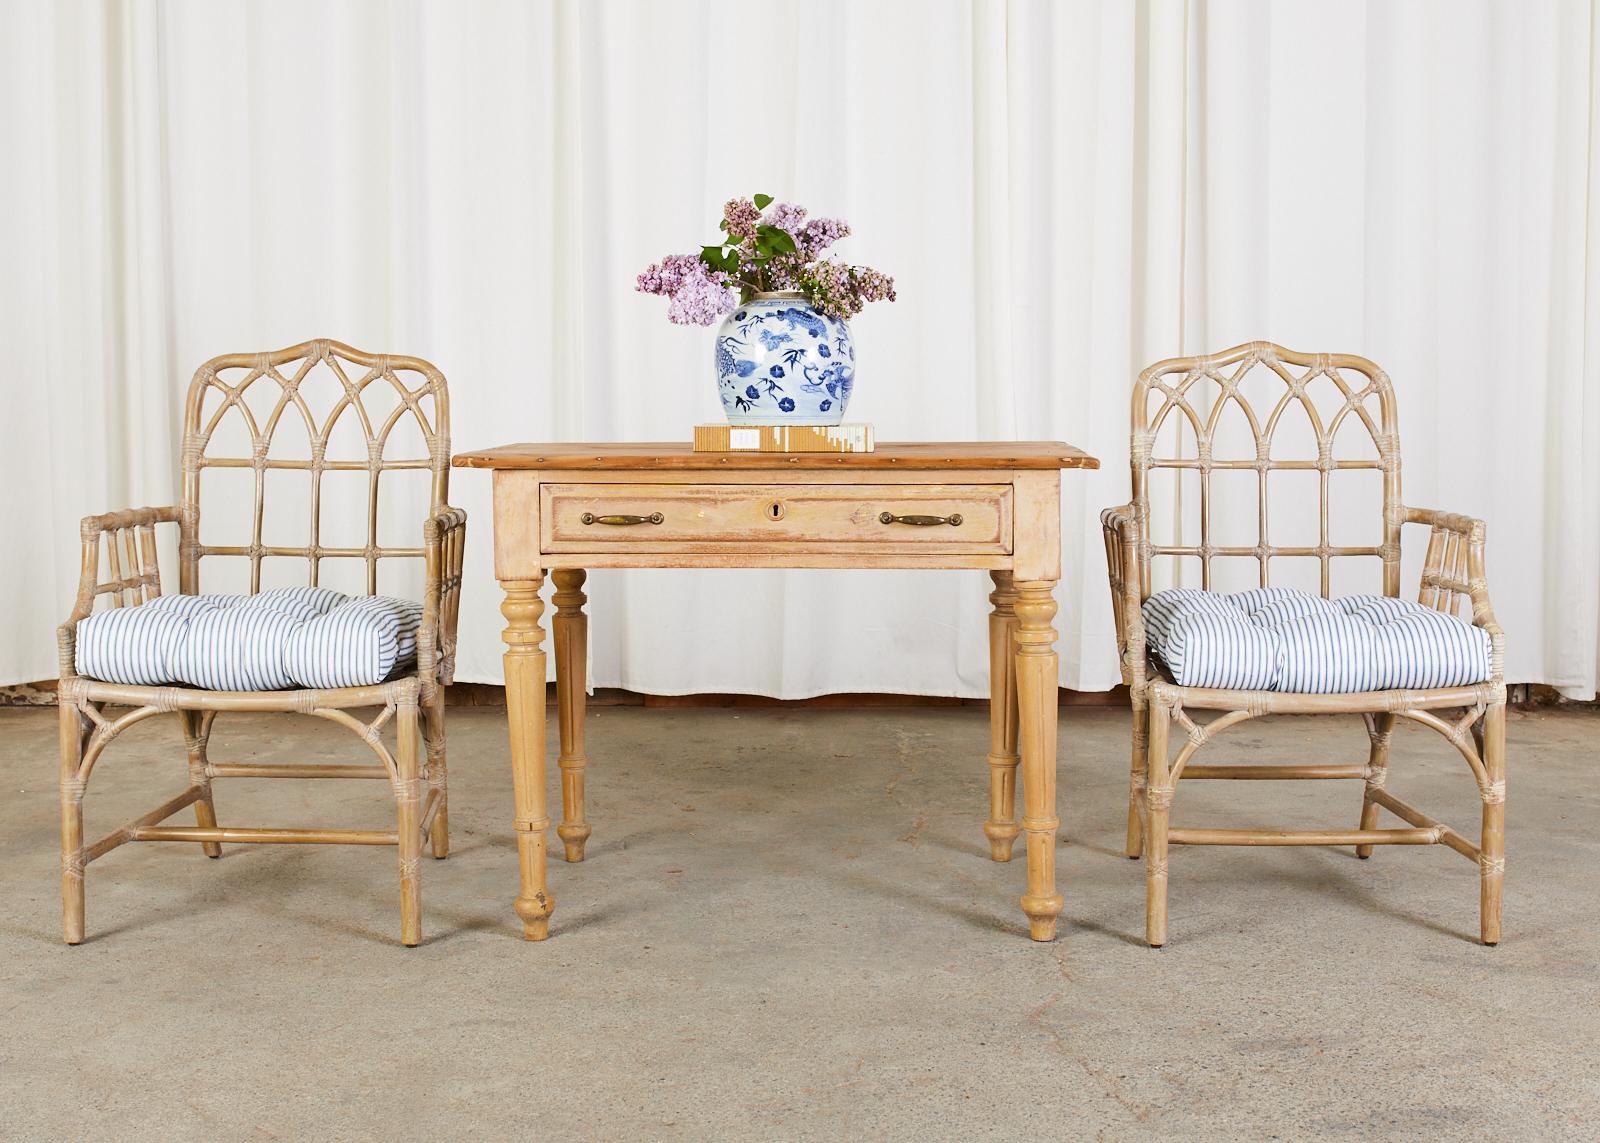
3,0 -> 1597,697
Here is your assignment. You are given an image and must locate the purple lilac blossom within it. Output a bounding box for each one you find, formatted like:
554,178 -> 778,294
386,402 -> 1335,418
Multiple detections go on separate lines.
723,198 -> 761,240
764,201 -> 808,236
795,259 -> 897,321
798,217 -> 850,257
636,253 -> 700,295
640,194 -> 894,324
851,266 -> 896,304
637,253 -> 737,326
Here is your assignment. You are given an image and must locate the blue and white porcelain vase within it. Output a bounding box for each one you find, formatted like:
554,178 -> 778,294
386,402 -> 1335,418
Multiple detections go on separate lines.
715,291 -> 855,425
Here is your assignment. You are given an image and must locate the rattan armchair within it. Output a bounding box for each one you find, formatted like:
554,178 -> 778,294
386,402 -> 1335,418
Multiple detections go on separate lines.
57,340 -> 466,946
1102,342 -> 1506,947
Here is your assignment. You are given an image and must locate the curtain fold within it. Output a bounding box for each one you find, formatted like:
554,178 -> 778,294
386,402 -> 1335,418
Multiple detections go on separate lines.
3,0 -> 1597,697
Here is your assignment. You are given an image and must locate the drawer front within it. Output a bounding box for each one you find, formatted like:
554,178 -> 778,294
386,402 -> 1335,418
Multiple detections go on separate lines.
541,483 -> 1012,552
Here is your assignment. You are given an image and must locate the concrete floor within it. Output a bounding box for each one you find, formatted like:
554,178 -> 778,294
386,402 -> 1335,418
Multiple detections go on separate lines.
0,703 -> 1595,1140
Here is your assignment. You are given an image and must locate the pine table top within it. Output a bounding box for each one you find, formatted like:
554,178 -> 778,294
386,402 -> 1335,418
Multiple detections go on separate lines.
452,441 -> 1098,471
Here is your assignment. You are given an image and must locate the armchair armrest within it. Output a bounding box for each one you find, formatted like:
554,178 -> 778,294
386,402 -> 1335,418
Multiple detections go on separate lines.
60,505 -> 183,678
418,506 -> 468,698
1101,503 -> 1148,686
1404,506 -> 1504,684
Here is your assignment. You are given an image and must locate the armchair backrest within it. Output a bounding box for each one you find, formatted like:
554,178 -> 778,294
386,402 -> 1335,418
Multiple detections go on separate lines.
1130,341 -> 1401,601
180,339 -> 450,597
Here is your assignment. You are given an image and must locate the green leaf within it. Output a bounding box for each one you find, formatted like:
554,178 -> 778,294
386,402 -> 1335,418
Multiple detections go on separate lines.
753,193 -> 774,210
756,225 -> 797,255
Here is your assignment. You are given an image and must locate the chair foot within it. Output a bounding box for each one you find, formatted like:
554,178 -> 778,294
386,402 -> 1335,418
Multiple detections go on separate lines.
61,875 -> 84,944
194,785 -> 223,859
62,873 -> 84,945
430,803 -> 449,860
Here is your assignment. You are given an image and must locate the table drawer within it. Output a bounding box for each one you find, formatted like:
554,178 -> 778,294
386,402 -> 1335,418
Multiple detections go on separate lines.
541,483 -> 1013,552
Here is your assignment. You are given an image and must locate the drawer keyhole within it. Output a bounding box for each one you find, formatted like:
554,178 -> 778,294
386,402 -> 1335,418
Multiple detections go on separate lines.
767,501 -> 786,521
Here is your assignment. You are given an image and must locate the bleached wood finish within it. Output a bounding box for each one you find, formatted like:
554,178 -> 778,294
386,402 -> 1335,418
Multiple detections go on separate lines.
456,440 -> 1094,471
983,571 -> 1021,862
541,482 -> 1012,553
552,568 -> 591,863
1015,581 -> 1065,941
55,340 -> 466,947
500,576 -> 553,940
1102,341 -> 1508,946
459,441 -> 1098,942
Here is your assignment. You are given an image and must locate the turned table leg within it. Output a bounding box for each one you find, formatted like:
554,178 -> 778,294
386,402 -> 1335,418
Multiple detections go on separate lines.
983,570 -> 1021,861
501,575 -> 553,940
552,568 -> 592,862
1014,580 -> 1064,941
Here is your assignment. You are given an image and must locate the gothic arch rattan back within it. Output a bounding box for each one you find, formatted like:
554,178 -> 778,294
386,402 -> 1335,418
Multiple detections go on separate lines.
180,339 -> 451,596
1130,341 -> 1401,601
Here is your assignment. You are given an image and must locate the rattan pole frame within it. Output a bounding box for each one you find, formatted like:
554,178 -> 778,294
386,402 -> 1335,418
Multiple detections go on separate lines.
56,339 -> 467,947
1101,341 -> 1507,947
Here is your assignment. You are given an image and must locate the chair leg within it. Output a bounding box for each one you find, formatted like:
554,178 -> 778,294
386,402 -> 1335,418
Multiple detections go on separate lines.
1356,712 -> 1395,859
422,694 -> 449,860
59,697 -> 87,945
1126,687 -> 1148,859
1144,694 -> 1172,948
182,710 -> 222,858
395,698 -> 423,947
1480,702 -> 1506,946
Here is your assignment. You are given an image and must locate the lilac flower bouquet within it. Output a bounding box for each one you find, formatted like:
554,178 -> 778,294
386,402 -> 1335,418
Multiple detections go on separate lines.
637,193 -> 895,325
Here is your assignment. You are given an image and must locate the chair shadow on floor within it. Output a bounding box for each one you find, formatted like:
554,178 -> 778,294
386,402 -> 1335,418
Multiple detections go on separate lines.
839,814 -> 1486,948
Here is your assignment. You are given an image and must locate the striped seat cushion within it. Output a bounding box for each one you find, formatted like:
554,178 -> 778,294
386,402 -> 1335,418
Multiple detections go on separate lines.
73,593 -> 220,687
1142,587 -> 1493,693
75,588 -> 423,691
284,595 -> 425,689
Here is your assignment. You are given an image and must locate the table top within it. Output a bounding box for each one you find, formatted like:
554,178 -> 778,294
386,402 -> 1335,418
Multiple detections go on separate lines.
452,441 -> 1098,471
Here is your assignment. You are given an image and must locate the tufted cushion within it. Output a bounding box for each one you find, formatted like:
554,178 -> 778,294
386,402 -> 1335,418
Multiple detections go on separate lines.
284,595 -> 424,689
1142,587 -> 1493,693
75,587 -> 422,690
73,593 -> 218,687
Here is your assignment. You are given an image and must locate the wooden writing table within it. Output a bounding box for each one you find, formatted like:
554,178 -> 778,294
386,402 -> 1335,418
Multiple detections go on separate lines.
452,442 -> 1098,941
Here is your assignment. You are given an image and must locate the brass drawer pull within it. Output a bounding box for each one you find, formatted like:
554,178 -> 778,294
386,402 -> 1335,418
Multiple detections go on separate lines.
879,511 -> 963,527
581,512 -> 664,526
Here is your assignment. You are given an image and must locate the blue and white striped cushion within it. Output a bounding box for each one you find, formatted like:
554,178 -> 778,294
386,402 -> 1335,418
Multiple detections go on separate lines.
1143,587 -> 1492,693
75,589 -> 423,691
283,596 -> 425,689
177,604 -> 308,690
236,586 -> 349,623
75,594 -> 221,686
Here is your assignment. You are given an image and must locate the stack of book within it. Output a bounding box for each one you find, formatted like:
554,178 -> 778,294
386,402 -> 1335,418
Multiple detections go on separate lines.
693,422 -> 875,454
